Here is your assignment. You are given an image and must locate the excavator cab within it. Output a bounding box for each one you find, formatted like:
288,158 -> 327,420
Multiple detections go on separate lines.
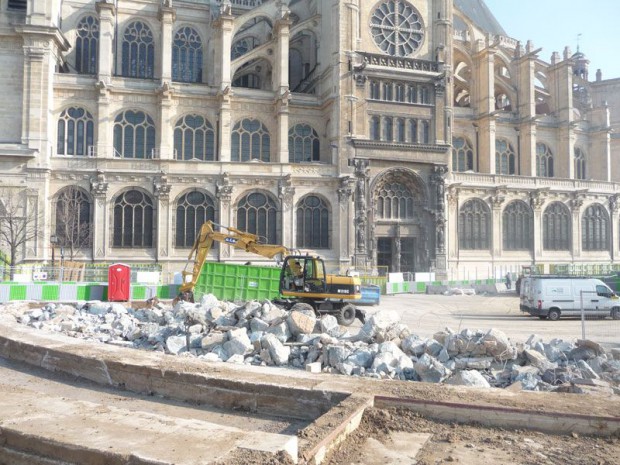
280,256 -> 327,295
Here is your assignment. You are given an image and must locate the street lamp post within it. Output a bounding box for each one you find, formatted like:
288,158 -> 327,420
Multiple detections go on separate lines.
50,234 -> 58,281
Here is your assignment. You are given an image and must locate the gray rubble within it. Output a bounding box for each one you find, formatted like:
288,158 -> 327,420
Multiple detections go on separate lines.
6,295 -> 620,396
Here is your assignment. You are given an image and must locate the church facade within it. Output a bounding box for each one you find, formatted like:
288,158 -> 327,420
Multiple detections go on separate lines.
0,0 -> 618,280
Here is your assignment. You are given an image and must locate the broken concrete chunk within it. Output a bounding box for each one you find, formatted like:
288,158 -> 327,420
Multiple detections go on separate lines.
249,317 -> 270,333
576,360 -> 600,380
414,353 -> 451,383
260,333 -> 290,366
266,321 -> 292,343
327,345 -> 352,368
287,310 -> 317,336
445,370 -> 491,388
319,315 -> 340,337
401,335 -> 427,357
165,335 -> 188,355
482,329 -> 517,361
524,349 -> 557,371
371,346 -> 413,374
222,328 -> 253,358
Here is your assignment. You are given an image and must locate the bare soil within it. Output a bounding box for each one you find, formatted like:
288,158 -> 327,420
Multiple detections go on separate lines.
323,408 -> 620,465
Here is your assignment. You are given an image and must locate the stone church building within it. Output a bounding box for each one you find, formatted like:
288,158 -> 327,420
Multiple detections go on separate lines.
1,0 -> 619,280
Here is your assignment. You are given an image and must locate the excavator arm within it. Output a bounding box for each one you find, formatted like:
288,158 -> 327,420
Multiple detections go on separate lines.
178,221 -> 289,299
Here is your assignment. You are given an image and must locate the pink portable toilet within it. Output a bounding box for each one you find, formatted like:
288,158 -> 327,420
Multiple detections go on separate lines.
108,263 -> 131,301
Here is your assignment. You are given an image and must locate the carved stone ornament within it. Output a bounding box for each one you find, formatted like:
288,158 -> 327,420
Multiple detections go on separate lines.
354,73 -> 367,87
609,195 -> 618,213
337,176 -> 354,206
278,174 -> 295,209
490,187 -> 507,208
216,173 -> 234,203
446,185 -> 459,207
529,190 -> 547,210
570,193 -> 585,212
154,173 -> 171,199
157,80 -> 174,100
90,170 -> 108,197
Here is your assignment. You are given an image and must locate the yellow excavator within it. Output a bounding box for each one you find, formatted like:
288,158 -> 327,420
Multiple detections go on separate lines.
177,221 -> 364,325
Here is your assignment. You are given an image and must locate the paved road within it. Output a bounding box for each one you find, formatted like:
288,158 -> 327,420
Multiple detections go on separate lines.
358,293 -> 619,347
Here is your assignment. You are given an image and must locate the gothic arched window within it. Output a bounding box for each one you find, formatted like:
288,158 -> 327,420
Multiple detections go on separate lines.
502,201 -> 533,250
495,139 -> 516,175
231,118 -> 270,162
113,110 -> 156,159
543,202 -> 571,251
55,187 -> 92,249
422,120 -> 430,143
395,118 -> 406,142
536,142 -> 554,177
175,191 -> 215,248
370,116 -> 381,140
172,26 -> 203,83
231,36 -> 259,59
289,124 -> 320,163
121,21 -> 155,78
57,107 -> 94,156
236,192 -> 278,244
383,117 -> 393,141
113,190 -> 154,247
452,136 -> 474,172
409,119 -> 418,142
582,204 -> 609,251
575,147 -> 586,180
75,16 -> 99,74
232,73 -> 260,89
370,80 -> 380,99
296,195 -> 329,248
174,115 -> 215,161
458,199 -> 490,250
377,182 -> 414,220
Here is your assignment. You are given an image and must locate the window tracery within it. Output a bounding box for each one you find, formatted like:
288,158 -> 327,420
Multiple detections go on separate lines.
296,195 -> 329,248
236,192 -> 278,244
370,0 -> 424,57
113,190 -> 154,247
458,199 -> 490,250
288,124 -> 320,163
231,119 -> 270,162
175,191 -> 215,247
174,115 -> 215,161
172,26 -> 203,83
57,107 -> 94,156
75,16 -> 98,75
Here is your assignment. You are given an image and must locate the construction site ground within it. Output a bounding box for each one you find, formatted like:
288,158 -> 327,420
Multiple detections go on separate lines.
0,293 -> 619,464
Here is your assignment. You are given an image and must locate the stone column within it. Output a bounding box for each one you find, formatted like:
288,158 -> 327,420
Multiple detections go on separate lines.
610,195 -> 619,263
473,42 -> 495,174
515,42 -> 537,176
548,48 -> 574,178
216,173 -> 234,260
89,171 -> 109,261
337,176 -> 354,265
213,12 -> 234,162
157,84 -> 175,160
490,190 -> 506,256
278,175 -> 295,247
96,81 -> 113,157
353,159 -> 370,268
529,190 -> 546,264
431,166 -> 448,277
17,26 -> 69,159
153,173 -> 172,262
570,195 -> 584,259
275,95 -> 290,164
96,0 -> 115,83
158,3 -> 175,82
446,185 -> 459,270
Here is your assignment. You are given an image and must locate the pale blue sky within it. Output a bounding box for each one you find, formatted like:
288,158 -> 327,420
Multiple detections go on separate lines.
484,0 -> 620,80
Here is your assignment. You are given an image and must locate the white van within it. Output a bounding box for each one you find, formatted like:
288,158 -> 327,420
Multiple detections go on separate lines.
520,276 -> 620,321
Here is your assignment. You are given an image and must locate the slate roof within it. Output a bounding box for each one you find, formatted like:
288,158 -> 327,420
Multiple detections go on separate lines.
454,0 -> 507,36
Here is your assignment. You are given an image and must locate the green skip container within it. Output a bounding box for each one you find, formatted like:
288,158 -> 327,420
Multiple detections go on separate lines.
193,262 -> 282,301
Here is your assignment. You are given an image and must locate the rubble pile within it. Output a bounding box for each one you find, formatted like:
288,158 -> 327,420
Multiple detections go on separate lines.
10,296 -> 620,395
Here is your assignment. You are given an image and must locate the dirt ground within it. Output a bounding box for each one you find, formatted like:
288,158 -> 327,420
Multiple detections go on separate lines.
324,408 -> 620,465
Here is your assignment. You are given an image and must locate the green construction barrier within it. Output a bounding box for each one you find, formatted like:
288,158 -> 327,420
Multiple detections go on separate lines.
41,285 -> 60,301
132,285 -> 146,300
9,285 -> 27,300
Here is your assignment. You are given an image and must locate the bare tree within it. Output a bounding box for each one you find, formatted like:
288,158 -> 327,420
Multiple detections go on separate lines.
0,188 -> 40,278
55,187 -> 92,260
